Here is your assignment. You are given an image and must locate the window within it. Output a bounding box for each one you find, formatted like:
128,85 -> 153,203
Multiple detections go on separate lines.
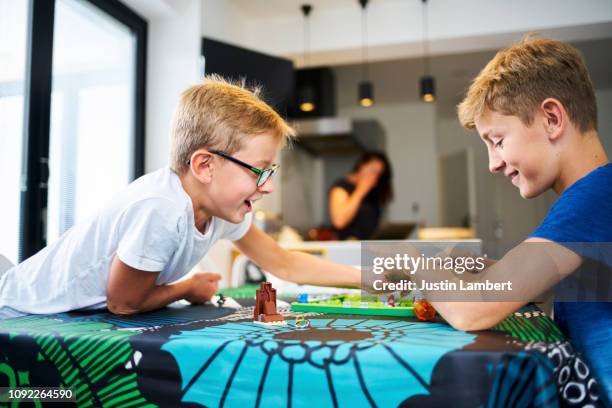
0,0 -> 29,264
47,0 -> 137,241
7,0 -> 146,261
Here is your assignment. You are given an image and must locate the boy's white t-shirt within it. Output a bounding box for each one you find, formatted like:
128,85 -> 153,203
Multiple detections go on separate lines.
0,167 -> 252,314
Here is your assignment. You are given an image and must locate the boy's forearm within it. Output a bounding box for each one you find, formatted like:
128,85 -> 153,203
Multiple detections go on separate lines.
413,240 -> 581,331
430,301 -> 525,331
108,279 -> 192,315
235,225 -> 361,289
281,251 -> 361,288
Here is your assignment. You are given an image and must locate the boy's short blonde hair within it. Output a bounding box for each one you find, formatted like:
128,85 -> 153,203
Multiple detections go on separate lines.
170,75 -> 295,173
457,36 -> 597,132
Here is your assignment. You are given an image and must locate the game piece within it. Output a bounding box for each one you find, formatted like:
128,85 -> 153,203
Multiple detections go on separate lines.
297,293 -> 309,303
254,282 -> 285,324
210,295 -> 241,309
388,294 -> 395,307
294,316 -> 311,328
413,299 -> 436,321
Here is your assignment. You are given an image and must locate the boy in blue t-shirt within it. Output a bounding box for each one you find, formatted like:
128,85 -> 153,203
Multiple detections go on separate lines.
432,36 -> 611,402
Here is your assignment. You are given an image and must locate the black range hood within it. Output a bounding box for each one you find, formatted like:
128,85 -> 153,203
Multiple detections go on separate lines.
293,117 -> 385,155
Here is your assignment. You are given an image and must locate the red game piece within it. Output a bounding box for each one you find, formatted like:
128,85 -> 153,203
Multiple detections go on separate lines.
254,282 -> 285,323
388,294 -> 395,307
413,299 -> 436,321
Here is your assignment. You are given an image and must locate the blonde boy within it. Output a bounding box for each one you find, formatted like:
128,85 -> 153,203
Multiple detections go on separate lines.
0,76 -> 360,318
423,37 -> 610,402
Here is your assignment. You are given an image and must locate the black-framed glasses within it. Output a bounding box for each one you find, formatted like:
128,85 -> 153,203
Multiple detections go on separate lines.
209,150 -> 279,187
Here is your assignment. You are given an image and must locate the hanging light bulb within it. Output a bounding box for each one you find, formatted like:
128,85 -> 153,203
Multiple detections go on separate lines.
358,0 -> 374,107
299,85 -> 316,112
419,0 -> 435,103
359,81 -> 374,107
299,4 -> 316,112
420,76 -> 435,102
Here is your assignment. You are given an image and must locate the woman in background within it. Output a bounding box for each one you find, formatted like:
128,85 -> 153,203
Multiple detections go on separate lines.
329,151 -> 393,240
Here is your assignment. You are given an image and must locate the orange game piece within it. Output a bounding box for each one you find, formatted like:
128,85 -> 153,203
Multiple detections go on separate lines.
254,282 -> 285,324
413,299 -> 436,321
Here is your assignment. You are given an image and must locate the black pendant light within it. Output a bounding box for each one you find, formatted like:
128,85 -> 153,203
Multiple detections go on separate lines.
420,0 -> 435,102
299,4 -> 315,112
358,0 -> 374,107
420,76 -> 435,102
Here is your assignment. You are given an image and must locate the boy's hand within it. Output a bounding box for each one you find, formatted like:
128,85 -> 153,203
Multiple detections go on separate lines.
186,272 -> 221,304
361,266 -> 412,294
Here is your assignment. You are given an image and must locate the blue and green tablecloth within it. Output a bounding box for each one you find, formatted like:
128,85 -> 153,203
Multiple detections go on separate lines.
0,293 -> 604,407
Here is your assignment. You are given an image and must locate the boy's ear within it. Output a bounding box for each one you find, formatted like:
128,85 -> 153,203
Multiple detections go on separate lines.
189,149 -> 214,184
540,98 -> 566,141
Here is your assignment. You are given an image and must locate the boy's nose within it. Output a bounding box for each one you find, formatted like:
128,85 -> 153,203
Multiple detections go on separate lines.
488,151 -> 505,174
258,177 -> 274,194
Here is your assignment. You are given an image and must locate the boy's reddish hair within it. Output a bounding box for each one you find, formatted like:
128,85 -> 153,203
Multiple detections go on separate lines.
457,35 -> 597,132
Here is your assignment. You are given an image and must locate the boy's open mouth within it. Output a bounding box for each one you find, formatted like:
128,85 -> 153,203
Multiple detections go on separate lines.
244,200 -> 253,211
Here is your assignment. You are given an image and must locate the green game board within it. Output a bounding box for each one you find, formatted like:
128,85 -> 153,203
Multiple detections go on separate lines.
291,294 -> 415,317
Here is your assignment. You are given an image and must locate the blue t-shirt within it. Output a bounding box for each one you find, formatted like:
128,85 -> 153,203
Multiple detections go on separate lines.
530,163 -> 612,403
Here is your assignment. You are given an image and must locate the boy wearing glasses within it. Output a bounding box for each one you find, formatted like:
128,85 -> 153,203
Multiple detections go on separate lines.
0,76 -> 361,318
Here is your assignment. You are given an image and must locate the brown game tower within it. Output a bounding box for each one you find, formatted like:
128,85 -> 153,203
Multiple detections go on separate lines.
253,282 -> 285,323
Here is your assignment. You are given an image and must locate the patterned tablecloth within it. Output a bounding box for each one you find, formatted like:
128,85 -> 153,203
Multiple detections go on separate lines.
0,295 -> 604,407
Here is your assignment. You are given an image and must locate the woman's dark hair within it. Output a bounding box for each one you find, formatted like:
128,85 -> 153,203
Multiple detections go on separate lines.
352,151 -> 393,205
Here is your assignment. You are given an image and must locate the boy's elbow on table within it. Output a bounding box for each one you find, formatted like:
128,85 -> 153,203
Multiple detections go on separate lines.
106,290 -> 148,316
438,304 -> 508,332
106,299 -> 142,316
446,315 -> 493,332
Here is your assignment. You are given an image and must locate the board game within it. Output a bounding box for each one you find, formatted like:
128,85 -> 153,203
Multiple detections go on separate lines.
290,294 -> 416,317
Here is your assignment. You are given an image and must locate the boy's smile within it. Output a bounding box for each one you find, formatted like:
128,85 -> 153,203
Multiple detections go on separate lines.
180,132 -> 281,231
210,132 -> 280,223
475,109 -> 559,199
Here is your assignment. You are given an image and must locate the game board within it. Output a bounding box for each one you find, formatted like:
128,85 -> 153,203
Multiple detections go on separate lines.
290,293 -> 416,317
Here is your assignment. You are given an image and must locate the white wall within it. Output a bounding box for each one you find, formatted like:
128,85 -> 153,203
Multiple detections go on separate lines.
279,148 -> 325,230
437,118 -> 497,249
142,0 -> 204,172
201,0 -> 249,47
596,88 -> 612,155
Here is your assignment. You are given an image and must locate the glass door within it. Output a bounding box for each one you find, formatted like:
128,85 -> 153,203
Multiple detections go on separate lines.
47,0 -> 137,242
0,0 -> 29,264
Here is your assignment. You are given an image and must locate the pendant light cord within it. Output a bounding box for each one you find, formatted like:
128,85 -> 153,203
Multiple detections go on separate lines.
302,4 -> 312,67
360,0 -> 369,81
422,0 -> 430,75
